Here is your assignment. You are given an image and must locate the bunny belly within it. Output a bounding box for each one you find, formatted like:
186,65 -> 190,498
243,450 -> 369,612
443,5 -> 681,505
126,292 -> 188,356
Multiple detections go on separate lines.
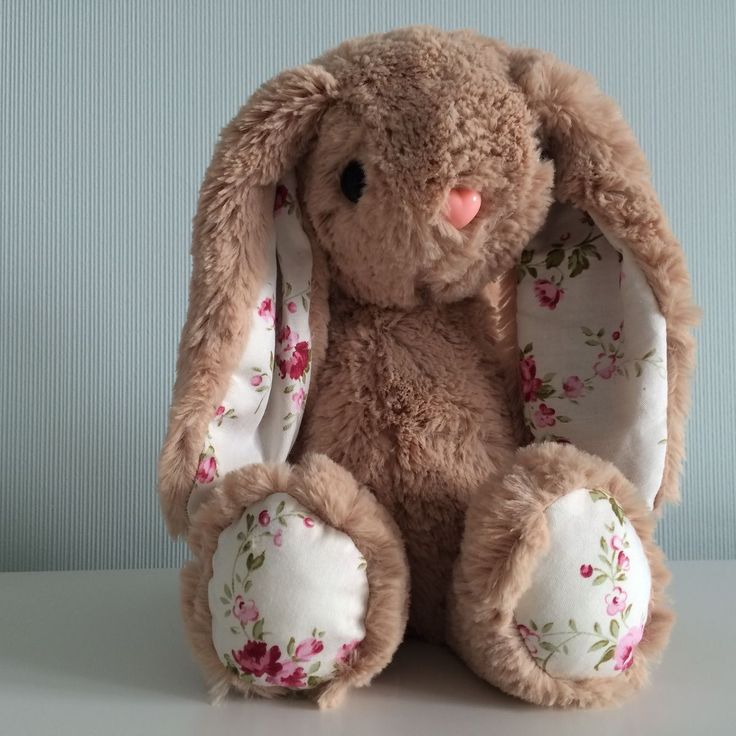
297,297 -> 517,642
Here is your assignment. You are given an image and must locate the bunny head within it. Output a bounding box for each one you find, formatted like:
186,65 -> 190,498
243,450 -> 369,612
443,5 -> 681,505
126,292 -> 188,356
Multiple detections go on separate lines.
299,29 -> 554,307
159,27 -> 696,536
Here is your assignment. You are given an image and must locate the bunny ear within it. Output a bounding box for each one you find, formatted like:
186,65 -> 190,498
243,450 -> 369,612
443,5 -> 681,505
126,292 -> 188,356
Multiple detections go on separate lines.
159,66 -> 337,537
509,51 -> 698,510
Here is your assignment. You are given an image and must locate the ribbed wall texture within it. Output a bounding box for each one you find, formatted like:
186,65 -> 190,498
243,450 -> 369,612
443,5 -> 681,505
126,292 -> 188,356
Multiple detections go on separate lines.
1,0 -> 734,571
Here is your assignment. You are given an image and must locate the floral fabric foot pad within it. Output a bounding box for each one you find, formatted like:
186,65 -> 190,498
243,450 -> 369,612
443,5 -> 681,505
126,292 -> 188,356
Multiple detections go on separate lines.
208,492 -> 368,689
513,488 -> 651,679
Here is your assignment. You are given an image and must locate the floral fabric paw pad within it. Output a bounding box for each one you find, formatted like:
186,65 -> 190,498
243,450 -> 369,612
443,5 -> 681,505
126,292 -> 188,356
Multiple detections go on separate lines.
208,492 -> 368,689
513,488 -> 651,680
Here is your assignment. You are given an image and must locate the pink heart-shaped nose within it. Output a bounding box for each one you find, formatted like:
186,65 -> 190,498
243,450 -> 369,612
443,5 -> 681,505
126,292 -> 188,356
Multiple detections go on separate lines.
445,187 -> 482,229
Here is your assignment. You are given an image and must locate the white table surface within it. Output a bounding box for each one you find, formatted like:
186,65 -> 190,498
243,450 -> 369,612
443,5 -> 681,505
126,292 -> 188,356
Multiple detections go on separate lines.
0,561 -> 732,736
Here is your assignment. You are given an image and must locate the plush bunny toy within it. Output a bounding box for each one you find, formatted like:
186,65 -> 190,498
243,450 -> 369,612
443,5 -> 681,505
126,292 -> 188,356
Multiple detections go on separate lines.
159,26 -> 697,709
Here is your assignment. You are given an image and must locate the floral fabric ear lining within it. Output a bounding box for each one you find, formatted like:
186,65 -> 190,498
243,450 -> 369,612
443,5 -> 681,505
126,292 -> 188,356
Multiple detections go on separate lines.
516,202 -> 669,508
188,172 -> 313,518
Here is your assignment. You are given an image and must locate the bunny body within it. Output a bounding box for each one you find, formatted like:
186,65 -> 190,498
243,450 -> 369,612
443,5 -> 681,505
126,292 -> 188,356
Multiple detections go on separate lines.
299,293 -> 516,642
160,26 -> 696,710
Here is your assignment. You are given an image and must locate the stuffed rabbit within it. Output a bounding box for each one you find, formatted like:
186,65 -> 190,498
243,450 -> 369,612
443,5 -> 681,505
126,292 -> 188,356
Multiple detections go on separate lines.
159,26 -> 697,709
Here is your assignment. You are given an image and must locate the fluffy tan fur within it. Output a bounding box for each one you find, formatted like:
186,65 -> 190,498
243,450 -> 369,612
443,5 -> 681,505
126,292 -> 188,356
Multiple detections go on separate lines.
160,25 -> 696,708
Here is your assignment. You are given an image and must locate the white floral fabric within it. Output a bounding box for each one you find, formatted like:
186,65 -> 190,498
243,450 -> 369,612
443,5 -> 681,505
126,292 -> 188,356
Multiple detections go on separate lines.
188,173 -> 313,517
209,493 -> 369,689
514,488 -> 652,679
516,203 -> 668,508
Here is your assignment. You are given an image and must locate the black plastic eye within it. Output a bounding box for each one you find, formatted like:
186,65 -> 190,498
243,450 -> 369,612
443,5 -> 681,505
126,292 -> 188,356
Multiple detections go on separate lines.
340,160 -> 365,203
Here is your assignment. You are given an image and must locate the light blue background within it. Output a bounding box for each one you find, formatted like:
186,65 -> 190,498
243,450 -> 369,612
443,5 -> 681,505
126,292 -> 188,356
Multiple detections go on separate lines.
1,0 -> 733,570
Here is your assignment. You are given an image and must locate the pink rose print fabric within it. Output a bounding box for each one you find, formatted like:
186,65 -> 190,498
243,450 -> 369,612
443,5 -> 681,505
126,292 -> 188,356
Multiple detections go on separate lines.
605,586 -> 628,616
257,297 -> 275,326
276,326 -> 311,381
292,387 -> 306,410
613,625 -> 643,672
533,279 -> 564,309
516,202 -> 668,509
195,445 -> 217,484
520,356 -> 543,403
294,637 -> 324,659
273,184 -> 294,215
562,375 -> 584,398
230,636 -> 327,688
232,640 -> 282,679
593,353 -> 617,379
336,640 -> 360,664
517,624 -> 540,656
533,403 -> 556,428
514,488 -> 651,679
275,658 -> 307,688
233,596 -> 259,624
209,493 -> 369,690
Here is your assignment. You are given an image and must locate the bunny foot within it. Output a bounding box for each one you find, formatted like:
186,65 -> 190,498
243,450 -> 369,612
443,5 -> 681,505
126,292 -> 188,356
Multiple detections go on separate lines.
182,454 -> 409,708
448,442 -> 673,707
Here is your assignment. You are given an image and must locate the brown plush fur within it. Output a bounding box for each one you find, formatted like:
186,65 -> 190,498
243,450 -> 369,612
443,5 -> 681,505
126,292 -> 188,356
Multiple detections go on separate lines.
160,25 -> 696,707
448,442 -> 673,708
